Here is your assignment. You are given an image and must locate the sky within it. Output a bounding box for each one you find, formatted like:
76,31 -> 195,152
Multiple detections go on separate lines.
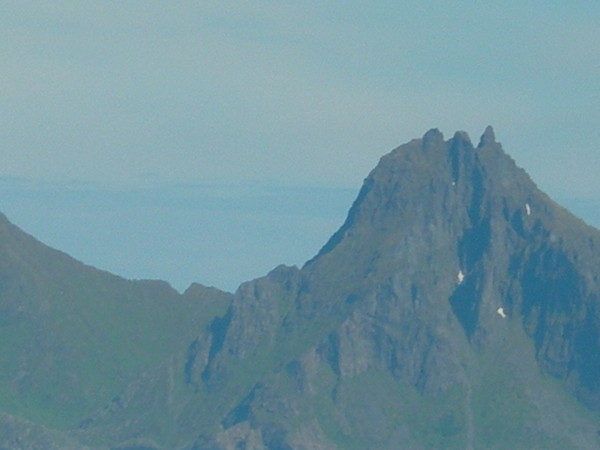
1,1 -> 600,292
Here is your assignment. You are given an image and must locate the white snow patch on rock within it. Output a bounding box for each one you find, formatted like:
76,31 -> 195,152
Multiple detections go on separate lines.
496,307 -> 506,318
458,270 -> 465,284
526,203 -> 531,216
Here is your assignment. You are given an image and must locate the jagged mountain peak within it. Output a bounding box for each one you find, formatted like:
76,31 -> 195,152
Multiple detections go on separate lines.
309,127 -> 534,268
178,127 -> 600,450
478,125 -> 496,147
91,129 -> 600,449
5,127 -> 600,450
295,128 -> 600,425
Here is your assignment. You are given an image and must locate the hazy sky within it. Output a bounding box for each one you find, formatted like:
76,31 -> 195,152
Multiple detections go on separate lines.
3,1 -> 600,194
1,2 -> 600,291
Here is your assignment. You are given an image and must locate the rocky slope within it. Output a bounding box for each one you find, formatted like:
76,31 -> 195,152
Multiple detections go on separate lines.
3,127 -> 600,449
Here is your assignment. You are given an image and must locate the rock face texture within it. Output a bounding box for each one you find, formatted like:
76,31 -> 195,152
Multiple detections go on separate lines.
2,127 -> 600,449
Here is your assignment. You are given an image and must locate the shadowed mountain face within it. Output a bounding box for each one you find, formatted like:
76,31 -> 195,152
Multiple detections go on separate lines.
2,127 -> 600,449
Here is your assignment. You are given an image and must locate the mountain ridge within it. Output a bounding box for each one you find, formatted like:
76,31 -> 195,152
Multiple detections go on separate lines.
2,127 -> 600,449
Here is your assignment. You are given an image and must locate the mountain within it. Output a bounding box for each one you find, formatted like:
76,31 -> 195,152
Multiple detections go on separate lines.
2,127 -> 600,449
0,213 -> 232,448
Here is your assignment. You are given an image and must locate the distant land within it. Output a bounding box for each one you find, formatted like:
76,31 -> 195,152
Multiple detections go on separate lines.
0,181 -> 356,292
0,179 -> 598,294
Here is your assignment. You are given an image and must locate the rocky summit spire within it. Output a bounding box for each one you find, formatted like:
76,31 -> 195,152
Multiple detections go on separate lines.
452,130 -> 473,146
422,127 -> 444,151
478,125 -> 496,148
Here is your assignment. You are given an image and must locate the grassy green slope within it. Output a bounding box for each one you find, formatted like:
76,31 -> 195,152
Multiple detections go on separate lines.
0,213 -> 230,430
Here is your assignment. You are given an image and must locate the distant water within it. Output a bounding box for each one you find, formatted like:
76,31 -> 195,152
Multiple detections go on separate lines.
0,180 -> 357,293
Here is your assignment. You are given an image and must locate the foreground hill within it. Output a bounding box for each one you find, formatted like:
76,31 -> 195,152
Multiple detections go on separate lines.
0,214 -> 232,447
3,127 -> 600,449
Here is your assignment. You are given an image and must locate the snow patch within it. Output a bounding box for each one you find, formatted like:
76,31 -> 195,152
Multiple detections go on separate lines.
496,307 -> 506,318
458,270 -> 465,284
526,203 -> 531,216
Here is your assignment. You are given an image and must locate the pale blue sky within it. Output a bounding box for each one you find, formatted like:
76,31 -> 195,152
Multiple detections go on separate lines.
1,2 -> 599,291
